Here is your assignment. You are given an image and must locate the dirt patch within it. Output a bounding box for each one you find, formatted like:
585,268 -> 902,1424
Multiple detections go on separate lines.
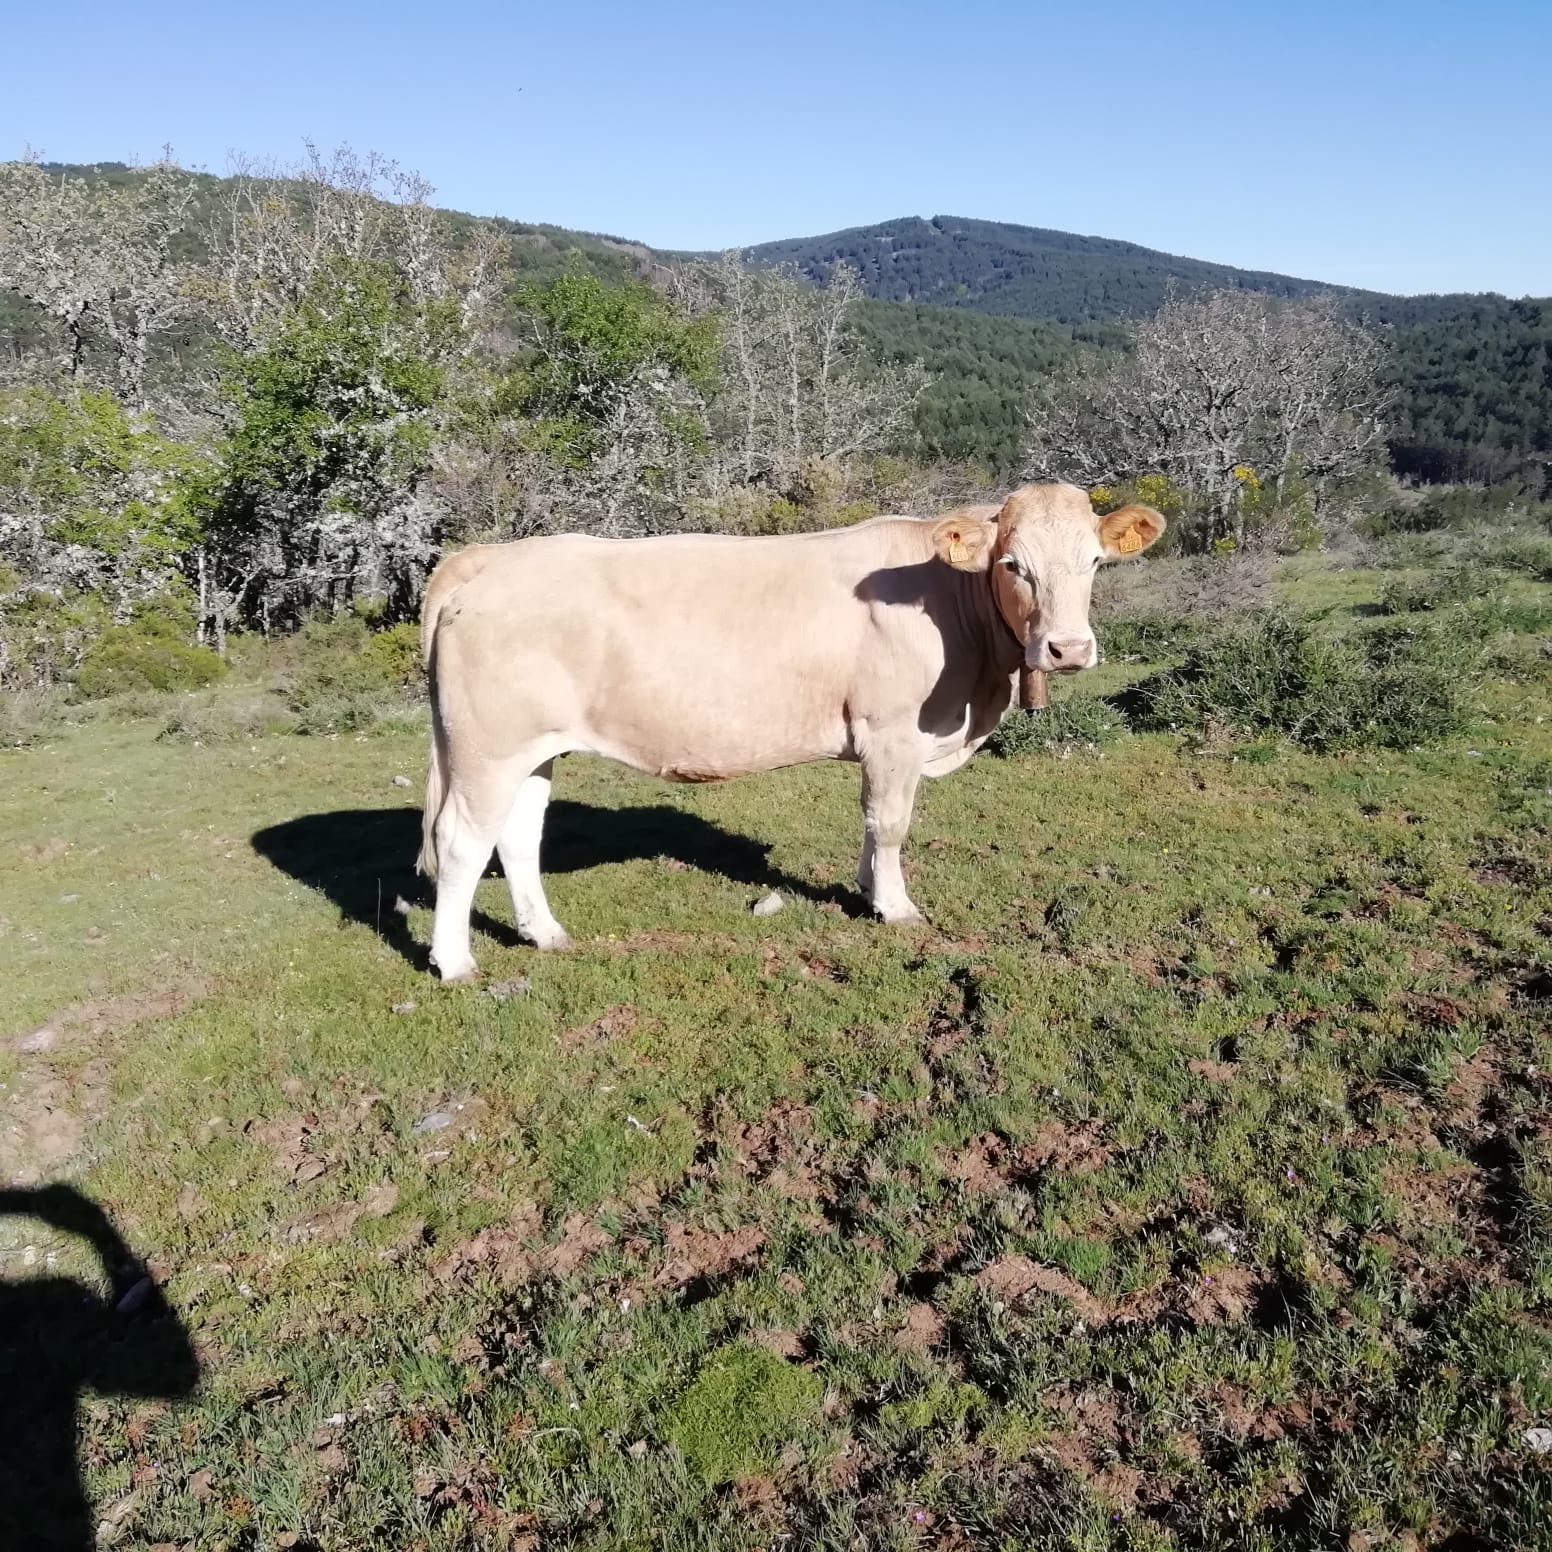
283,1180 -> 401,1246
894,1302 -> 947,1352
545,1212 -> 613,1276
942,1132 -> 1010,1194
1188,1058 -> 1238,1083
284,1201 -> 363,1246
560,1005 -> 637,1052
1182,1263 -> 1264,1325
1090,1462 -> 1146,1510
0,1059 -> 115,1184
1441,1049 -> 1499,1127
654,1222 -> 766,1289
1018,1118 -> 1112,1176
976,1255 -> 1109,1323
11,977 -> 208,1051
432,1202 -> 546,1287
748,1327 -> 807,1359
19,837 -> 71,865
244,1114 -> 329,1183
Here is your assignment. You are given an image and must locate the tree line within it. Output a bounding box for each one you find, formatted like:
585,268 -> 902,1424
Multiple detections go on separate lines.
2,150 -> 1399,693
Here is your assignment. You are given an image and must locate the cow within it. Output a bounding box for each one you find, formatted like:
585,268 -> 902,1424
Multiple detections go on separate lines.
417,482 -> 1164,981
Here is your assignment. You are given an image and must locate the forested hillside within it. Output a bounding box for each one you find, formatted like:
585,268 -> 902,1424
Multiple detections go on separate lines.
4,165 -> 1548,486
850,301 -> 1125,471
745,214 -> 1337,324
746,215 -> 1552,481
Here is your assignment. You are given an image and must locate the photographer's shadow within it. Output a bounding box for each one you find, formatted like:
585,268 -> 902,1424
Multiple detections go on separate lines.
0,1185 -> 199,1552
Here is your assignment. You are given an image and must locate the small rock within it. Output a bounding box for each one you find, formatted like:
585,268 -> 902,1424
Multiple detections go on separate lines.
392,775 -> 412,787
391,1001 -> 416,1015
626,1439 -> 649,1458
413,1111 -> 455,1134
17,1026 -> 56,1054
752,891 -> 784,917
484,976 -> 530,1001
1524,1427 -> 1552,1453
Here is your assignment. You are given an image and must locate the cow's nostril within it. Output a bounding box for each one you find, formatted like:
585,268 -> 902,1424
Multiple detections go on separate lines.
1048,641 -> 1064,661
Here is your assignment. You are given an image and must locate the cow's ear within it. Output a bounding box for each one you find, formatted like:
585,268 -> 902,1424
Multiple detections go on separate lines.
1097,503 -> 1166,560
931,516 -> 997,572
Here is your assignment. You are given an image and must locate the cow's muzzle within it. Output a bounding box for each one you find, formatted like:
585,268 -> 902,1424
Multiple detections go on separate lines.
1027,634 -> 1098,673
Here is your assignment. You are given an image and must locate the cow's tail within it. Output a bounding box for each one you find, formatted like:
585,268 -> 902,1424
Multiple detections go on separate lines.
416,551 -> 477,882
417,715 -> 446,882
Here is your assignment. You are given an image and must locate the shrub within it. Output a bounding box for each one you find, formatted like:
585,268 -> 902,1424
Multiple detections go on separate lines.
0,686 -> 74,747
1468,535 -> 1552,583
1093,546 -> 1275,622
1379,565 -> 1501,615
361,621 -> 423,687
1136,610 -> 1473,751
989,695 -> 1127,757
159,690 -> 297,744
75,610 -> 226,698
1485,635 -> 1552,684
282,615 -> 425,734
1362,484 -> 1550,536
1099,613 -> 1202,661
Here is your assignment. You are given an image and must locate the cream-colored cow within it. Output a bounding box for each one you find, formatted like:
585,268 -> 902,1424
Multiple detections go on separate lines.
418,483 -> 1163,980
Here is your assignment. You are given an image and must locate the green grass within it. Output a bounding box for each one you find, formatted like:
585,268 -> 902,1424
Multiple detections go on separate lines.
3,557 -> 1551,1551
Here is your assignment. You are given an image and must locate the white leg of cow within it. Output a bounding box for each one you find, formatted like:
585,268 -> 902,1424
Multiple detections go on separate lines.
858,740 -> 925,924
429,758 -> 530,983
496,761 -> 571,951
428,814 -> 496,984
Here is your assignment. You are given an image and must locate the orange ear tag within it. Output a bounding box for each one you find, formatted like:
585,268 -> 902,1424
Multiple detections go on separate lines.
1116,527 -> 1143,555
948,539 -> 969,565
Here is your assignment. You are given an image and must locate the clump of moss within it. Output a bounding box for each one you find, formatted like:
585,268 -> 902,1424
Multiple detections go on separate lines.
662,1342 -> 823,1484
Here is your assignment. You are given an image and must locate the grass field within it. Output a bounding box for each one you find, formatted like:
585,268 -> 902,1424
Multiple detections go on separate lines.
2,555 -> 1551,1550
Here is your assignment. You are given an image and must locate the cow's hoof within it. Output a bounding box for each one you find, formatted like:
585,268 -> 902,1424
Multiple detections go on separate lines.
878,904 -> 926,926
528,928 -> 573,951
436,962 -> 483,985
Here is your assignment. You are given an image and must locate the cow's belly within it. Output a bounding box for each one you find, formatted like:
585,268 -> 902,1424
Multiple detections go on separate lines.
576,703 -> 852,783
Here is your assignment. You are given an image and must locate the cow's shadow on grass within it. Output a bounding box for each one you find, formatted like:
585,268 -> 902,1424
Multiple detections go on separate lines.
0,1184 -> 199,1552
251,799 -> 862,970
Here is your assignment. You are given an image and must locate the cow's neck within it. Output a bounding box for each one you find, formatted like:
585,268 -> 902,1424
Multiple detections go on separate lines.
965,570 -> 1025,679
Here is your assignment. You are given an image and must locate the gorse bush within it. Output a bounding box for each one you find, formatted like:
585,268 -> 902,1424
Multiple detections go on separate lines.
1361,483 -> 1551,537
1137,610 -> 1473,750
1099,613 -> 1202,661
1470,535 -> 1552,583
282,615 -> 426,734
75,608 -> 226,698
989,695 -> 1127,756
1379,565 -> 1502,615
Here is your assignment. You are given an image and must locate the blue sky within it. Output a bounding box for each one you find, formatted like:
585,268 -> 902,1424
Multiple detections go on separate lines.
5,0 -> 1549,296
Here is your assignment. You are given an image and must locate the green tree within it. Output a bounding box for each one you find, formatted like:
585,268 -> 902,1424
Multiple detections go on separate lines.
464,273 -> 718,537
0,386 -> 207,686
199,257 -> 465,635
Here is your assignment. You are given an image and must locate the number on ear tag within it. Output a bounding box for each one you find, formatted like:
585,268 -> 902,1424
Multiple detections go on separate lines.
948,539 -> 969,566
1116,527 -> 1143,555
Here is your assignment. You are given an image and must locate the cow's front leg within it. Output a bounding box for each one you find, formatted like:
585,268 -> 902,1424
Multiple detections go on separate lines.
857,736 -> 925,924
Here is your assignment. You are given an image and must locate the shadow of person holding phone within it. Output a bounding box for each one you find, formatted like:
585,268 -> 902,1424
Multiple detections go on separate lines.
0,1184 -> 199,1551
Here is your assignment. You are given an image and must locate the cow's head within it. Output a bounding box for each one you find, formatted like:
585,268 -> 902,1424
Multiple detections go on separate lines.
932,483 -> 1165,671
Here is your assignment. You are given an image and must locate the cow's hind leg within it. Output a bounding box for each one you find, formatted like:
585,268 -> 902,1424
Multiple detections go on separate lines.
496,760 -> 571,951
856,732 -> 926,925
429,756 -> 530,983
